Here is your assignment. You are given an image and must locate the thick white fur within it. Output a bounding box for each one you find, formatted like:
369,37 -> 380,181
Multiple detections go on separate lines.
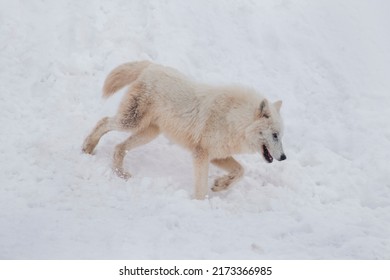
82,61 -> 286,199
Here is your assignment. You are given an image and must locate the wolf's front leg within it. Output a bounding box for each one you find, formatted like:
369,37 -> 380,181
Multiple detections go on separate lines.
211,156 -> 244,192
192,147 -> 209,200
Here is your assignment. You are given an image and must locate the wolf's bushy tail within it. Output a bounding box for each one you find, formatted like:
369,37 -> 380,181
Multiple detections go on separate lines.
102,61 -> 150,98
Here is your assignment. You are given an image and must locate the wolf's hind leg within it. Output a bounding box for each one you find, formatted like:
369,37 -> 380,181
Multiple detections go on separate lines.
113,125 -> 160,179
211,156 -> 244,192
82,117 -> 117,154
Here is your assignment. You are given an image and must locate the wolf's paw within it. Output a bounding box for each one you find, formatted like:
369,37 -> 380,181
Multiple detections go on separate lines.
114,168 -> 132,180
82,139 -> 96,154
212,175 -> 234,192
194,193 -> 207,200
82,144 -> 94,154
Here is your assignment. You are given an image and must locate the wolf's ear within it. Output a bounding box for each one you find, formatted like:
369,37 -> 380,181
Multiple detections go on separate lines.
274,100 -> 282,112
258,99 -> 270,118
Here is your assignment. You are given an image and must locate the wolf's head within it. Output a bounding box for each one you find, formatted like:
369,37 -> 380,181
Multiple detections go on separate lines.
245,99 -> 286,163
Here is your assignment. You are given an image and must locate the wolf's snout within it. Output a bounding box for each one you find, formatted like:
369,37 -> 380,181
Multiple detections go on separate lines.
279,154 -> 286,161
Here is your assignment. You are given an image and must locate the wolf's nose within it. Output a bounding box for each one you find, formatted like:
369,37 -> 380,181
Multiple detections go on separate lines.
280,154 -> 286,161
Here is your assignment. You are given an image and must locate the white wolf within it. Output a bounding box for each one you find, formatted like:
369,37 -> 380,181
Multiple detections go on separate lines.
82,61 -> 286,199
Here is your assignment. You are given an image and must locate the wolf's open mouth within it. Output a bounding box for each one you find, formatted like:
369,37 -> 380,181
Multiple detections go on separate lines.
262,145 -> 273,163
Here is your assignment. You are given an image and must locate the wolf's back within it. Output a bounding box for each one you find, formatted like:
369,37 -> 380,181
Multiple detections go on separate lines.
102,61 -> 150,98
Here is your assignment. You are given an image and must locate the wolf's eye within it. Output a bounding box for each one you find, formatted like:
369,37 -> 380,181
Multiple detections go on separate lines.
272,133 -> 278,140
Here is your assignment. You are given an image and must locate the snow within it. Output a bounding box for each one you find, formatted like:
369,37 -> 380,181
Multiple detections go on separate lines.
1,0 -> 390,259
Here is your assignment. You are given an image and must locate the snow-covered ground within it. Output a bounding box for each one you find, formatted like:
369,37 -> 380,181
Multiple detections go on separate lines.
1,0 -> 390,259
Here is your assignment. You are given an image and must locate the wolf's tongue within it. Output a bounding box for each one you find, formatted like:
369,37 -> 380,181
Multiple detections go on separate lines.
262,145 -> 273,163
